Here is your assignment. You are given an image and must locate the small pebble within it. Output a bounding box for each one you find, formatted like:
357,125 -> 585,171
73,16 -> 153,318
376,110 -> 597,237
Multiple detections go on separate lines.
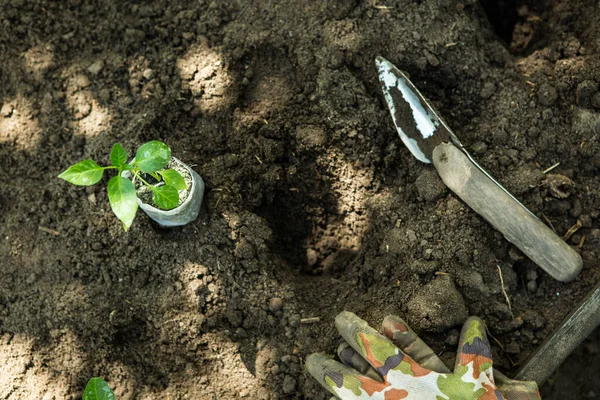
282,375 -> 297,394
268,297 -> 283,312
74,74 -> 91,89
576,80 -> 598,107
445,329 -> 459,346
288,314 -> 301,327
306,248 -> 318,267
142,68 -> 154,80
506,341 -> 520,355
480,82 -> 495,99
91,242 -> 103,251
471,141 -> 488,154
87,60 -> 104,76
26,273 -> 37,284
99,88 -> 111,102
235,327 -> 247,338
415,169 -> 447,202
523,310 -> 545,330
537,83 -> 558,107
1,103 -> 14,117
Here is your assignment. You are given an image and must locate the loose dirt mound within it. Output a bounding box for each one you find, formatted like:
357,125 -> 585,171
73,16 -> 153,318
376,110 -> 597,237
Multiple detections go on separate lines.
1,0 -> 599,398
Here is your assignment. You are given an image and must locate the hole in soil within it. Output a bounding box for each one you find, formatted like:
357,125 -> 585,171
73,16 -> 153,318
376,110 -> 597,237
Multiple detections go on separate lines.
479,0 -> 550,53
111,317 -> 148,346
256,190 -> 310,267
253,153 -> 369,275
257,183 -> 364,275
256,187 -> 337,273
479,0 -> 520,44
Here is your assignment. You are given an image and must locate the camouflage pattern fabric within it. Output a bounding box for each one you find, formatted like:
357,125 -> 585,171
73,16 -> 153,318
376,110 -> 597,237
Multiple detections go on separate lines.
306,312 -> 541,400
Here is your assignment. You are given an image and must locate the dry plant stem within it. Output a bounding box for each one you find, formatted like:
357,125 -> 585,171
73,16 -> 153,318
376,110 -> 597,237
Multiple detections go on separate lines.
563,220 -> 582,240
38,226 -> 60,235
542,162 -> 561,174
497,265 -> 514,319
301,317 -> 321,324
541,214 -> 557,233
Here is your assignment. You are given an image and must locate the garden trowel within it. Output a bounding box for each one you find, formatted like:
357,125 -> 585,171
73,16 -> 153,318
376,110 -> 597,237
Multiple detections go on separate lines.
376,56 -> 582,282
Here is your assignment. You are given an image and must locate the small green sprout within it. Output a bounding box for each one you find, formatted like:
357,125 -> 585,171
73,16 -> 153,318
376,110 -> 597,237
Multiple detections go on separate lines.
83,377 -> 115,400
59,140 -> 187,231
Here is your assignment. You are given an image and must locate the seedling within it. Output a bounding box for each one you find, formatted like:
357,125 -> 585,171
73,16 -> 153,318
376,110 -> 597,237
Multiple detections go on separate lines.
59,141 -> 187,231
83,377 -> 115,400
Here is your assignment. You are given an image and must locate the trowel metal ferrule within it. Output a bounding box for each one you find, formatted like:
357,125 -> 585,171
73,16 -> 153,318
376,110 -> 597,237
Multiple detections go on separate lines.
376,56 -> 583,282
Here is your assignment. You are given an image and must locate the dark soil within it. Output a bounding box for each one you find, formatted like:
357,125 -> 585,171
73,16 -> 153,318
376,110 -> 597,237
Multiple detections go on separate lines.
1,0 -> 599,399
541,325 -> 600,399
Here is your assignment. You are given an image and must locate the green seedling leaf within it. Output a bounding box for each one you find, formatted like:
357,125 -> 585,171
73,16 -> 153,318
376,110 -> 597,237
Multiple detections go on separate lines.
159,169 -> 187,191
152,185 -> 179,210
83,377 -> 115,400
135,141 -> 171,173
107,176 -> 138,231
58,160 -> 104,186
110,143 -> 128,167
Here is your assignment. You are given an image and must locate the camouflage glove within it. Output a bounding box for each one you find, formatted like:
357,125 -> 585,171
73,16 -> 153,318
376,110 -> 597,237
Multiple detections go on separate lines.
306,312 -> 541,400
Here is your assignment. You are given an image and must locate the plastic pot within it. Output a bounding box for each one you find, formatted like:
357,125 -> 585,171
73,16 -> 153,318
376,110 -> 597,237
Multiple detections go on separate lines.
123,157 -> 204,227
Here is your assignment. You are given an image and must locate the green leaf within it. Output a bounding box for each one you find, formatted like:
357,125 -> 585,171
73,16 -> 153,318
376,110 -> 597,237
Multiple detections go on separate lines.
110,143 -> 128,167
152,185 -> 179,210
159,169 -> 187,191
107,176 -> 138,231
83,377 -> 115,400
134,141 -> 171,173
58,160 -> 104,186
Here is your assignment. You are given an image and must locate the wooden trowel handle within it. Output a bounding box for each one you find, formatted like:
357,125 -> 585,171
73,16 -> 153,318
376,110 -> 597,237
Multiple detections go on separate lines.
432,142 -> 582,282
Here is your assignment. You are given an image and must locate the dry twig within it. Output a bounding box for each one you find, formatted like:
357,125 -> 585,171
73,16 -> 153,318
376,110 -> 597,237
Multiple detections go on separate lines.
563,220 -> 582,241
300,317 -> 321,324
541,213 -> 556,233
38,226 -> 60,235
497,265 -> 514,318
542,162 -> 561,174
